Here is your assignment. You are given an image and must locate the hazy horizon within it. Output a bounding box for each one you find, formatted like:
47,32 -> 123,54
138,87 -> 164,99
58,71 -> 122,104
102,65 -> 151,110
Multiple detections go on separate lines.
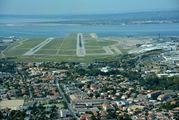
0,0 -> 179,15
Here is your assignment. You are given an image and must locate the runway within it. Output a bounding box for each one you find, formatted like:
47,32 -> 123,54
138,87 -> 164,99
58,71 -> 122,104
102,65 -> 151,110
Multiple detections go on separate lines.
76,33 -> 85,57
23,37 -> 54,55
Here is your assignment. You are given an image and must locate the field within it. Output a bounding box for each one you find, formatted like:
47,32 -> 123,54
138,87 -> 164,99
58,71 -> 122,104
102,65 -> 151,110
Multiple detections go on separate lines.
0,99 -> 24,110
1,33 -> 150,62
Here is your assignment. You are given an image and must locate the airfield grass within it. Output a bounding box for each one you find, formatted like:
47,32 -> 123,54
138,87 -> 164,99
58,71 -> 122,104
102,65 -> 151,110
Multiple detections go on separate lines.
4,48 -> 30,57
2,34 -> 123,62
85,49 -> 106,54
60,38 -> 77,49
84,39 -> 100,46
17,38 -> 46,48
8,38 -> 30,49
58,50 -> 76,55
67,33 -> 77,38
0,43 -> 12,47
98,40 -> 118,46
110,49 -> 117,54
0,46 -> 8,58
41,38 -> 64,49
85,46 -> 103,49
35,50 -> 57,54
117,46 -> 131,54
82,33 -> 92,39
31,55 -> 112,62
8,42 -> 21,48
7,53 -> 115,62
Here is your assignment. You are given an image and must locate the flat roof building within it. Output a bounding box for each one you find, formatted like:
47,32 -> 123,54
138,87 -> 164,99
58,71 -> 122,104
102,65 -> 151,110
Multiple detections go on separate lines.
71,99 -> 107,105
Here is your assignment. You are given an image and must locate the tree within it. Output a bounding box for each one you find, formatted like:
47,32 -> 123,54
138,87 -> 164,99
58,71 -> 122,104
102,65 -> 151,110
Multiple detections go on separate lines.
89,93 -> 93,98
97,106 -> 101,110
91,114 -> 97,120
54,72 -> 58,75
95,93 -> 100,98
6,94 -> 11,100
77,84 -> 85,88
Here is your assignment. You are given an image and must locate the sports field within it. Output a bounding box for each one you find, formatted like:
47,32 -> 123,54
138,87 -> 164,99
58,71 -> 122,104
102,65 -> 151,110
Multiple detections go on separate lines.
1,33 -> 144,62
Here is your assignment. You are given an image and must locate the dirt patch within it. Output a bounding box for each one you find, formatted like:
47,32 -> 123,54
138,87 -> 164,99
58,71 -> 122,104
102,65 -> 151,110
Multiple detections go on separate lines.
0,99 -> 24,110
90,33 -> 98,38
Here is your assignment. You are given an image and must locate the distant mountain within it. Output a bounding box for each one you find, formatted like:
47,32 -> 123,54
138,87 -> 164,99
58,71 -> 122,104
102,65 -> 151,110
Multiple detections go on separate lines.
0,10 -> 179,21
1,10 -> 179,25
60,10 -> 179,21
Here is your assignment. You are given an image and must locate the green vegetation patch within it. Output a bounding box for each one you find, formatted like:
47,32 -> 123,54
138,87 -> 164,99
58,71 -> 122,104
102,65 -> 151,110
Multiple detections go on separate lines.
110,49 -> 116,54
35,50 -> 57,54
82,33 -> 92,39
0,46 -> 7,50
60,38 -> 77,49
97,40 -> 118,46
85,46 -> 103,49
86,49 -> 106,53
4,48 -> 30,57
9,54 -> 112,62
17,38 -> 46,48
67,33 -> 77,38
58,50 -> 76,55
0,43 -> 12,46
41,38 -> 64,49
117,46 -> 131,54
84,39 -> 99,46
9,42 -> 21,48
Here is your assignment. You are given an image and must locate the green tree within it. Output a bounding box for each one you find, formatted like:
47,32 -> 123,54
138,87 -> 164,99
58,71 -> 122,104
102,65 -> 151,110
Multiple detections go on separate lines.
6,94 -> 11,100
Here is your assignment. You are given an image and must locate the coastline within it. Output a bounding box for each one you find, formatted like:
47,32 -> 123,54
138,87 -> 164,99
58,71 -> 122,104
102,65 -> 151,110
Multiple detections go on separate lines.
0,21 -> 178,27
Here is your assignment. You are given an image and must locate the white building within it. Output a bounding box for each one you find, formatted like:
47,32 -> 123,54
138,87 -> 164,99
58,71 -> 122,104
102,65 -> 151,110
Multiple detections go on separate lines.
157,94 -> 168,101
60,109 -> 67,118
101,66 -> 112,72
2,39 -> 14,43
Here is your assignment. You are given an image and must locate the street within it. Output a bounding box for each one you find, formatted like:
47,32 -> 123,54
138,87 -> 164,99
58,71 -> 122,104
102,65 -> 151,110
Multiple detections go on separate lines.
54,76 -> 78,120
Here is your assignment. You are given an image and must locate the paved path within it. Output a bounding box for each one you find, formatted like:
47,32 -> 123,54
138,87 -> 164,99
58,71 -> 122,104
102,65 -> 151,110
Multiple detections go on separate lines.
111,46 -> 122,54
103,46 -> 114,54
12,39 -> 28,49
54,76 -> 78,120
1,43 -> 14,58
77,33 -> 85,57
23,37 -> 54,55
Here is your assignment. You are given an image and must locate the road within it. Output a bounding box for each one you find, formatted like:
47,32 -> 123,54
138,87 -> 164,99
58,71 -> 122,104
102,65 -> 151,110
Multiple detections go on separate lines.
54,76 -> 78,120
29,86 -> 32,98
1,42 -> 14,58
12,38 -> 28,49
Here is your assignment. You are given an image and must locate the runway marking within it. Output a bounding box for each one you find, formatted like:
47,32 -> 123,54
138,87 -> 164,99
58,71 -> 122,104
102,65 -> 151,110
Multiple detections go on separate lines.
56,38 -> 67,55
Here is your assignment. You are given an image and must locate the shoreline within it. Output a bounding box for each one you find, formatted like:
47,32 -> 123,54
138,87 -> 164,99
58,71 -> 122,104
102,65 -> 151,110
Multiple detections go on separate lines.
0,22 -> 178,27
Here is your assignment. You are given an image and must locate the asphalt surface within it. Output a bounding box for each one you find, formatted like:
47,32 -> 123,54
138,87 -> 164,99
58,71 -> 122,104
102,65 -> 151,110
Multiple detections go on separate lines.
54,76 -> 78,120
23,37 -> 54,56
77,33 -> 85,57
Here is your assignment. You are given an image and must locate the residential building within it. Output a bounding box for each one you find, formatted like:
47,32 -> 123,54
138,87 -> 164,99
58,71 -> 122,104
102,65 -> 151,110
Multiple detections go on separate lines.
102,103 -> 113,111
157,94 -> 168,101
147,90 -> 162,98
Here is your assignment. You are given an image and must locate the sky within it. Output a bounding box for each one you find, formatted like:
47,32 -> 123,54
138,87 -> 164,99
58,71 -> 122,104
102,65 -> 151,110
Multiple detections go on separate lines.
0,0 -> 179,15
